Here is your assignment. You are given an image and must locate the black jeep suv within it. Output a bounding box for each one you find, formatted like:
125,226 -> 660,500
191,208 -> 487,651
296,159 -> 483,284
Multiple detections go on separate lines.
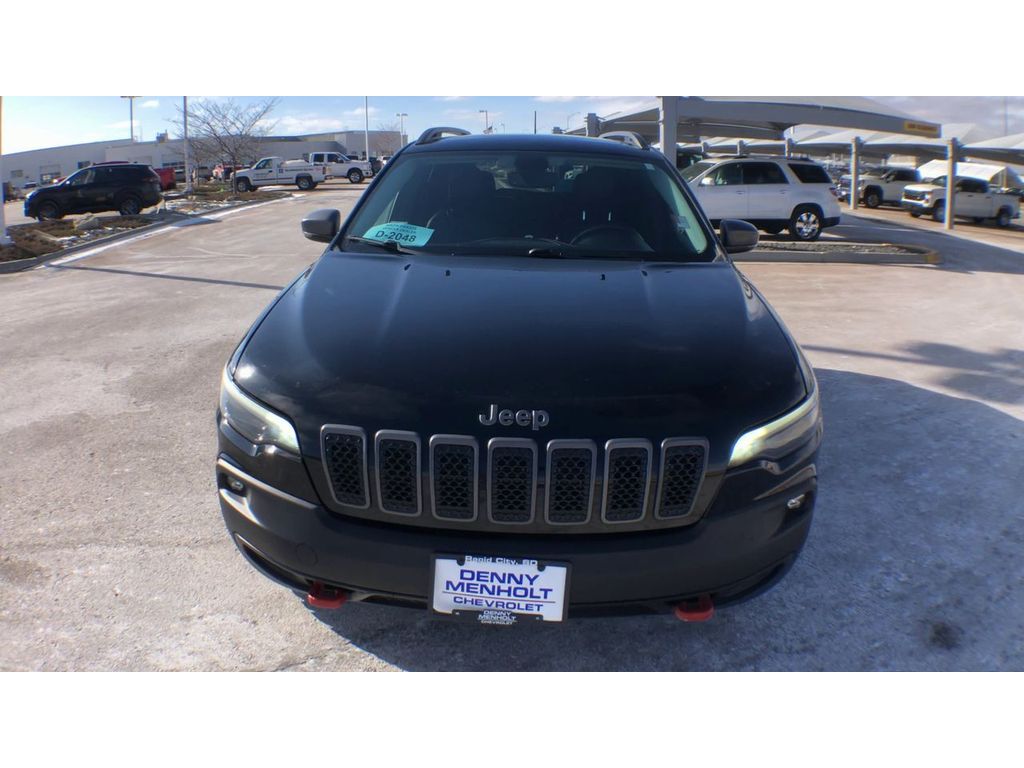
24,163 -> 162,220
216,128 -> 822,624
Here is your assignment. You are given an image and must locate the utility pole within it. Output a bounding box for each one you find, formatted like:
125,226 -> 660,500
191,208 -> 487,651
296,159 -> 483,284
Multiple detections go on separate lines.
121,96 -> 139,141
533,111 -> 537,135
364,97 -> 370,161
183,96 -> 193,196
0,96 -> 11,247
479,109 -> 489,133
396,112 -> 408,147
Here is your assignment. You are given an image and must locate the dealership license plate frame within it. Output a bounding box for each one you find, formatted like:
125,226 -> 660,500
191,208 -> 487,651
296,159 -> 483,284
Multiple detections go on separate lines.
431,554 -> 571,625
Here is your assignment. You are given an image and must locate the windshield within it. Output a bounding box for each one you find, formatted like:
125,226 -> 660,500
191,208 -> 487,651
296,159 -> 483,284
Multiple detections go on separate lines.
863,168 -> 886,177
342,149 -> 713,261
679,160 -> 716,182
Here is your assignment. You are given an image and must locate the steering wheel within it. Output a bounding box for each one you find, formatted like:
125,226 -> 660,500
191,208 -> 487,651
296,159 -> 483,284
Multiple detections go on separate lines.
570,224 -> 650,250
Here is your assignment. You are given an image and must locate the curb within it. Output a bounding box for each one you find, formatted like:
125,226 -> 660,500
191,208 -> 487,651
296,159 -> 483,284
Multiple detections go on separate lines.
0,195 -> 290,274
734,241 -> 940,265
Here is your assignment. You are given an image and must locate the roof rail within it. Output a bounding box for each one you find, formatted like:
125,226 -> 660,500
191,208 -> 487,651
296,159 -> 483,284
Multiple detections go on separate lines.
416,126 -> 471,145
597,131 -> 651,150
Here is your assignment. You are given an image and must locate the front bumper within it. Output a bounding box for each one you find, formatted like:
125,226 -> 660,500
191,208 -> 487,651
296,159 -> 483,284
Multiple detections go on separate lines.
215,446 -> 818,617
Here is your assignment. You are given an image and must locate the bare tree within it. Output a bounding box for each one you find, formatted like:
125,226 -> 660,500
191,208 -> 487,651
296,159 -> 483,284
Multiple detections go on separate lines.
375,120 -> 403,155
172,98 -> 280,187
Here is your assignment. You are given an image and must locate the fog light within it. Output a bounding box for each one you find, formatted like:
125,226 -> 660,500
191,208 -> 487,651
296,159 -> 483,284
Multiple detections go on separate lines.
227,477 -> 246,494
786,494 -> 806,511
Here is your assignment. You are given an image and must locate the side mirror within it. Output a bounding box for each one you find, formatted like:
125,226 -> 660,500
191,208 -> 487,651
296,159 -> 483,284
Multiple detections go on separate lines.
700,176 -> 715,187
301,208 -> 341,243
719,219 -> 759,255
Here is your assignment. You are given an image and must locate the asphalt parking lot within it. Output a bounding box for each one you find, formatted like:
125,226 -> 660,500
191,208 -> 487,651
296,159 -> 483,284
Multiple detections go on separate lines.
1,187 -> 1021,671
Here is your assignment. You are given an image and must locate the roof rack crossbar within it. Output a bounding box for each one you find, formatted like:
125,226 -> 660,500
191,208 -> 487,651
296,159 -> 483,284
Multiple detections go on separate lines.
597,131 -> 651,150
416,126 -> 472,145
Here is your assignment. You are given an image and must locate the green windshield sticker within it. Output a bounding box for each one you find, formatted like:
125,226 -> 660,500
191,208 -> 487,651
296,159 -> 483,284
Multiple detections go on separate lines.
362,222 -> 434,246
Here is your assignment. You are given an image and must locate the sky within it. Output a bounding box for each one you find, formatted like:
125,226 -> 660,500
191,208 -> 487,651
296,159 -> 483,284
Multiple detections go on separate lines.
3,96 -> 1024,155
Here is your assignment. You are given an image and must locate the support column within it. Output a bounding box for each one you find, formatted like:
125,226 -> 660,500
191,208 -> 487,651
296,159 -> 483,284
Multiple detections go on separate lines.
585,113 -> 600,137
945,138 -> 959,231
784,137 -> 794,158
850,138 -> 862,211
659,96 -> 678,169
736,140 -> 746,156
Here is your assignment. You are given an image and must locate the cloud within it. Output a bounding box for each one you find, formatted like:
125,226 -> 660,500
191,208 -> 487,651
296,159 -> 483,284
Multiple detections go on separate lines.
437,96 -> 466,101
534,96 -> 579,103
108,120 -> 132,130
343,105 -> 380,118
261,115 -> 349,134
140,99 -> 160,109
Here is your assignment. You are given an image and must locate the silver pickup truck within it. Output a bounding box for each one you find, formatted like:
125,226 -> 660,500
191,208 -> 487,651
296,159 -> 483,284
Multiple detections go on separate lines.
901,176 -> 1020,227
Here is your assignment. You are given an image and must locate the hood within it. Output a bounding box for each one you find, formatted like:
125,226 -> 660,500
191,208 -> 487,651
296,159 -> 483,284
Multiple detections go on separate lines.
237,251 -> 807,466
904,183 -> 940,194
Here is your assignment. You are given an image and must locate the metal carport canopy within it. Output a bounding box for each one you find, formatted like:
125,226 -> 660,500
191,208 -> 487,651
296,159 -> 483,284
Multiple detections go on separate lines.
588,96 -> 940,155
961,132 -> 1024,165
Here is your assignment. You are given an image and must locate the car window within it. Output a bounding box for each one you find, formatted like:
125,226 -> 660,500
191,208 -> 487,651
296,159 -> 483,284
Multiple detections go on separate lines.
743,162 -> 788,185
66,169 -> 95,186
679,160 -> 715,182
787,163 -> 832,184
253,159 -> 270,170
710,163 -> 743,186
92,167 -> 114,183
342,149 -> 713,262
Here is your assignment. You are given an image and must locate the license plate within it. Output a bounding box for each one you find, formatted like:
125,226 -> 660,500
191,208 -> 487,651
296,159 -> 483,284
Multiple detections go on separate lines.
431,554 -> 570,625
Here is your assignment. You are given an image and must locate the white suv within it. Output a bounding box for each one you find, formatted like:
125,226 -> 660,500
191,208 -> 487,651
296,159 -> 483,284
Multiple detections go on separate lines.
681,157 -> 841,241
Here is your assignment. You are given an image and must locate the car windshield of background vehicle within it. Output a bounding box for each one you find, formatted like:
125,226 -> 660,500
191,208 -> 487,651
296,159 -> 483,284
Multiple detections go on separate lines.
679,160 -> 716,182
342,150 -> 712,261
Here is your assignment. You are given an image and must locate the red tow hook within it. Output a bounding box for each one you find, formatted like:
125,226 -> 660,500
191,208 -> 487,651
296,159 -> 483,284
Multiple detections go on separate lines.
673,594 -> 715,622
306,581 -> 350,610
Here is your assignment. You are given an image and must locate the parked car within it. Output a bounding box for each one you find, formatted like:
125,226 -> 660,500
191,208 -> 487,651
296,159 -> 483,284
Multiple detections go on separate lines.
304,151 -> 371,183
233,157 -> 325,192
838,166 -> 920,207
215,128 -> 822,624
901,176 -> 1020,226
681,156 -> 841,240
213,163 -> 244,181
23,163 -> 162,220
153,167 -> 177,191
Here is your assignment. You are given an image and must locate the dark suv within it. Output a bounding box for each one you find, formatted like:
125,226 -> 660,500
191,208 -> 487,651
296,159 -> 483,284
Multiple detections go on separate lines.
216,128 -> 822,625
23,163 -> 162,220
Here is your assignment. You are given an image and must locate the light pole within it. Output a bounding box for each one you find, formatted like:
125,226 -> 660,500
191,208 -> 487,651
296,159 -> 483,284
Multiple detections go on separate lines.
396,112 -> 408,147
364,96 -> 370,161
0,96 -> 10,247
479,109 -> 489,133
183,96 -> 193,196
566,112 -> 580,130
121,96 -> 139,141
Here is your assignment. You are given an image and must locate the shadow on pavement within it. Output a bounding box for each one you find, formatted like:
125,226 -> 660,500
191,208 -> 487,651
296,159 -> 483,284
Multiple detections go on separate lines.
45,263 -> 284,291
804,344 -> 1024,406
304,369 -> 1024,671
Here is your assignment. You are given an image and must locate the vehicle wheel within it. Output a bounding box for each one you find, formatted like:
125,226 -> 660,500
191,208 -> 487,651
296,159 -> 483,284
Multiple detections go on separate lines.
118,196 -> 142,216
347,168 -> 364,184
788,206 -> 822,241
973,217 -> 985,224
909,209 -> 921,218
762,225 -> 784,235
296,176 -> 313,191
864,188 -> 881,208
36,200 -> 61,220
235,178 -> 251,193
932,205 -> 945,223
996,208 -> 1012,228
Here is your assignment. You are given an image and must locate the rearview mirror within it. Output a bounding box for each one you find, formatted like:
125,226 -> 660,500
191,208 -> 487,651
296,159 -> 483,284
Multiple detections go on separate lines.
719,219 -> 759,255
301,208 -> 341,243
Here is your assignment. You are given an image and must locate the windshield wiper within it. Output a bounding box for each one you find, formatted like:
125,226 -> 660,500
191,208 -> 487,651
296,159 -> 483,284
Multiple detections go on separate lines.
345,236 -> 423,255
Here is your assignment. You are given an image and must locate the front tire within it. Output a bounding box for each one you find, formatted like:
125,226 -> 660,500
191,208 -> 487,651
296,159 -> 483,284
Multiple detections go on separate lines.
235,178 -> 252,193
347,168 -> 364,184
996,208 -> 1012,228
909,209 -> 921,218
789,206 -> 823,241
36,200 -> 61,220
118,196 -> 141,216
864,189 -> 882,208
932,205 -> 945,223
296,176 -> 313,191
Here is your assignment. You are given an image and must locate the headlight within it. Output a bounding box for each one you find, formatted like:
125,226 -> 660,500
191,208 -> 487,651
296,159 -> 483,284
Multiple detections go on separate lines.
728,385 -> 820,468
219,368 -> 300,454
